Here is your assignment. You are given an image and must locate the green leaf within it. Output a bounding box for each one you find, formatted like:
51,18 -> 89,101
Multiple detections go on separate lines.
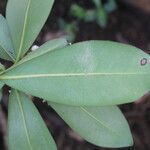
0,81 -> 4,102
70,4 -> 86,19
8,89 -> 57,150
97,8 -> 108,28
20,38 -> 68,64
84,10 -> 97,22
0,81 -> 4,88
0,15 -> 15,61
0,81 -> 4,90
104,0 -> 117,13
6,0 -> 54,61
93,0 -> 102,8
50,103 -> 133,148
0,90 -> 2,102
0,63 -> 5,72
58,19 -> 77,42
1,41 -> 150,106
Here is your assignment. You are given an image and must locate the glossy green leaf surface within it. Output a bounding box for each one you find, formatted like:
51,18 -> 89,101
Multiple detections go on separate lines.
0,15 -> 15,61
1,41 -> 150,106
50,103 -> 133,148
6,0 -> 54,61
8,89 -> 57,150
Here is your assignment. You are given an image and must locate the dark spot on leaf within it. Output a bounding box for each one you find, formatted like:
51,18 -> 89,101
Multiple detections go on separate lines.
140,58 -> 147,66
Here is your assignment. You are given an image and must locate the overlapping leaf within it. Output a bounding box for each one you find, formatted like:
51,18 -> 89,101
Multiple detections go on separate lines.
0,64 -> 4,102
0,63 -> 4,72
0,90 -> 2,102
50,102 -> 133,148
6,0 -> 54,61
0,81 -> 4,102
0,81 -> 4,90
19,38 -> 68,64
0,41 -> 150,106
8,89 -> 57,150
0,15 -> 15,61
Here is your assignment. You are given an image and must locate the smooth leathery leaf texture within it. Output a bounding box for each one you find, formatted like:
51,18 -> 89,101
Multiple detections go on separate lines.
8,89 -> 57,150
0,15 -> 15,61
50,103 -> 133,148
2,38 -> 68,73
6,0 -> 54,61
19,38 -> 68,64
1,41 -> 150,106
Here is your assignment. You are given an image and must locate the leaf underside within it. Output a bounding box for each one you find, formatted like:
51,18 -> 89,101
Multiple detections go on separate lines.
0,81 -> 4,89
50,102 -> 133,148
0,81 -> 4,102
0,15 -> 15,61
6,0 -> 54,61
8,89 -> 57,150
1,0 -> 144,149
1,41 -> 150,106
0,63 -> 5,72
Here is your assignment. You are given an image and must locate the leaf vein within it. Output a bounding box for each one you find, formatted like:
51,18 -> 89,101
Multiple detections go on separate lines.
80,107 -> 120,137
0,72 -> 149,80
16,0 -> 31,61
15,90 -> 33,150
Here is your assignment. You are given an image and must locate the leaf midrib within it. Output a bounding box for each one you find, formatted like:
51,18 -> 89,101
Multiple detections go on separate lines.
0,40 -> 67,75
80,107 -> 121,137
15,90 -> 33,150
0,72 -> 149,80
16,0 -> 31,62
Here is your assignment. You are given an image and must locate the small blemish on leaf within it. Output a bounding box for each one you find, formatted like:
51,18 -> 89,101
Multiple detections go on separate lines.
140,58 -> 147,66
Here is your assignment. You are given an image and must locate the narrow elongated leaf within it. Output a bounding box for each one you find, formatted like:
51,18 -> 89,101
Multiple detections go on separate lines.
0,15 -> 15,61
20,38 -> 68,64
6,0 -> 54,61
0,81 -> 4,102
1,41 -> 150,106
8,89 -> 57,150
0,63 -> 5,72
50,103 -> 133,148
0,90 -> 2,102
